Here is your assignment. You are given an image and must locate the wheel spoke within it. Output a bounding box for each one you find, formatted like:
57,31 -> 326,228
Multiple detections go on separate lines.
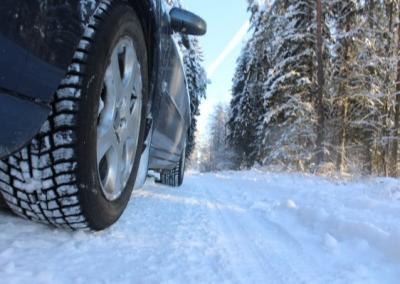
114,143 -> 124,195
97,124 -> 119,164
126,98 -> 141,142
121,47 -> 136,99
133,63 -> 142,100
105,51 -> 123,101
102,148 -> 118,196
122,138 -> 136,184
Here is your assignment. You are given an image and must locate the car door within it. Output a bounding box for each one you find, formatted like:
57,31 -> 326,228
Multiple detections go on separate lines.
149,0 -> 191,169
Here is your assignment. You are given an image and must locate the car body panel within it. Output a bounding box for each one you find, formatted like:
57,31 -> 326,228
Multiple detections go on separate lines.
0,0 -> 192,172
0,0 -> 92,102
0,0 -> 96,158
148,1 -> 190,170
0,92 -> 49,158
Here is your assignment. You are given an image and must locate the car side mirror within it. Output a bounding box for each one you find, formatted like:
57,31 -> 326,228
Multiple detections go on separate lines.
169,8 -> 207,36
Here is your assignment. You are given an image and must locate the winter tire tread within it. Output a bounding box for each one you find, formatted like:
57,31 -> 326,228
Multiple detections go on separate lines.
0,0 -> 142,231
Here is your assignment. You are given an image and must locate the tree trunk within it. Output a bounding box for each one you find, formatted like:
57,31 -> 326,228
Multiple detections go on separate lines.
363,0 -> 375,175
336,20 -> 351,174
315,0 -> 325,165
390,6 -> 400,177
382,2 -> 394,176
364,139 -> 373,175
382,96 -> 390,176
368,0 -> 375,29
337,97 -> 349,173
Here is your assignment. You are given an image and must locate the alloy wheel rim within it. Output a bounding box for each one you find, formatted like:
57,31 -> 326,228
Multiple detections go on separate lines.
96,37 -> 143,201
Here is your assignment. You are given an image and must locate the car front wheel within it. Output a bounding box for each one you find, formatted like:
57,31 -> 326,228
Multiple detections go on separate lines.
0,1 -> 148,231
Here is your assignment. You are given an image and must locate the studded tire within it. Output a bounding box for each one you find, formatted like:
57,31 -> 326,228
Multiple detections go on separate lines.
0,1 -> 148,231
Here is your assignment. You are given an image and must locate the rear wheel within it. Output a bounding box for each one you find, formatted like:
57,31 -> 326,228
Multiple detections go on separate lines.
159,143 -> 187,187
0,1 -> 148,231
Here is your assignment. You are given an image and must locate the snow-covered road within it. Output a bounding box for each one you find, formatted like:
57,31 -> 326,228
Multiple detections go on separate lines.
1,170 -> 400,284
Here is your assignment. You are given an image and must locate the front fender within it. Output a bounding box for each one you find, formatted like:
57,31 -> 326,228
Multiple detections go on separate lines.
0,0 -> 100,158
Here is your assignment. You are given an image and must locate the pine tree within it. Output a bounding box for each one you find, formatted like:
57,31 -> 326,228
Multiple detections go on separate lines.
182,37 -> 207,160
380,1 -> 396,176
227,0 -> 400,176
390,2 -> 400,177
352,0 -> 387,174
315,0 -> 325,164
209,104 -> 233,171
255,0 -> 318,171
328,0 -> 395,175
329,0 -> 360,173
228,1 -> 267,169
227,42 -> 253,168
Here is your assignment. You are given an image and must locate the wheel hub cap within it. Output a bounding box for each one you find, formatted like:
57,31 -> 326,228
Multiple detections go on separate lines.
96,37 -> 143,201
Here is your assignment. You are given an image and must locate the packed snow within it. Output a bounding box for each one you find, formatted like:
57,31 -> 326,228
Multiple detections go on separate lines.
1,170 -> 400,284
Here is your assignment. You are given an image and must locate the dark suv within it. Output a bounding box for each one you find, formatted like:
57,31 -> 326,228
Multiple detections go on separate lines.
0,0 -> 206,230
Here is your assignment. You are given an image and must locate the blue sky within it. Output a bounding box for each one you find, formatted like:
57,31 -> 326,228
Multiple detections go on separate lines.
184,0 -> 249,140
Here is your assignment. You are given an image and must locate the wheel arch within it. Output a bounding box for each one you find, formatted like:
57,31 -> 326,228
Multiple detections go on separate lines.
127,0 -> 159,105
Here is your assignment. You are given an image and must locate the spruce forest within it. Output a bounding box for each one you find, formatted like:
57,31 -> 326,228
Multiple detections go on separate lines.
208,0 -> 400,177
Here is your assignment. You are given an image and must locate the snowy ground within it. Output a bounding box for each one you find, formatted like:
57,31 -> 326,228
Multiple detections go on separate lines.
1,170 -> 400,284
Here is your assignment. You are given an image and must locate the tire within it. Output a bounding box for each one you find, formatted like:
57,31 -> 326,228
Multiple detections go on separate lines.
0,194 -> 8,211
159,144 -> 186,187
0,1 -> 148,231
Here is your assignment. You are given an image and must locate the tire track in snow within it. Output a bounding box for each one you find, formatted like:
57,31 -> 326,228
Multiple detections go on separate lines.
165,184 -> 227,283
133,180 -> 232,283
185,174 -> 278,283
197,174 -> 323,284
